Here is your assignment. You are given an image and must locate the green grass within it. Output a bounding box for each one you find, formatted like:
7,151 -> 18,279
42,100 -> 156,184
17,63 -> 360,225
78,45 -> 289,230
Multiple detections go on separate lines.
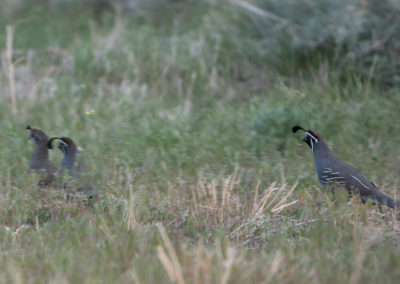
1,1 -> 400,283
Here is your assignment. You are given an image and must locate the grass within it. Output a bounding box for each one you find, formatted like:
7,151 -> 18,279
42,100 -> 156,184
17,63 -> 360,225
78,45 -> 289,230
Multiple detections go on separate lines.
1,1 -> 400,283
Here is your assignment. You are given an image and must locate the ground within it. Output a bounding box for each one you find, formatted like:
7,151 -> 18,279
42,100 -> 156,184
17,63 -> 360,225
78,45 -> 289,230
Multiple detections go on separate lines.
0,1 -> 400,283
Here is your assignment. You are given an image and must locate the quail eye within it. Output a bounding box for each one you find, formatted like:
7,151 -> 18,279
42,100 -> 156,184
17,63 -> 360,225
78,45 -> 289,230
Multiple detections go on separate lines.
30,134 -> 39,141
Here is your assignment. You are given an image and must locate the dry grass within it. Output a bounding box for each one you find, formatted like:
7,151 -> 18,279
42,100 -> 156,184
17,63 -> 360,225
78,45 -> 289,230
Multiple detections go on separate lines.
0,1 -> 400,283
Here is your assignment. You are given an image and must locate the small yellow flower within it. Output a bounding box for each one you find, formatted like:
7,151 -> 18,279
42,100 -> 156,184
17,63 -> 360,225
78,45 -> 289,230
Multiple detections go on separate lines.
85,109 -> 95,116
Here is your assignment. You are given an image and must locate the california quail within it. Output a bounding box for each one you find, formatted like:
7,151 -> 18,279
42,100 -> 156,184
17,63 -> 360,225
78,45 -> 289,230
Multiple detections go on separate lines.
26,126 -> 57,186
49,136 -> 94,197
49,137 -> 79,177
292,125 -> 400,210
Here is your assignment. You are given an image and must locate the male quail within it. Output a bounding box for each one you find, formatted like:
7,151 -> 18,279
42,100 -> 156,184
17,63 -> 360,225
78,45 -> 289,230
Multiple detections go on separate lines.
49,137 -> 79,177
26,126 -> 57,186
49,136 -> 94,197
293,125 -> 400,210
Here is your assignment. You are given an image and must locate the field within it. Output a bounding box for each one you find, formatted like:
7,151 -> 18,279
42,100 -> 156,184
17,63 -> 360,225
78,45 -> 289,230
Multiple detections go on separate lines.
1,1 -> 400,283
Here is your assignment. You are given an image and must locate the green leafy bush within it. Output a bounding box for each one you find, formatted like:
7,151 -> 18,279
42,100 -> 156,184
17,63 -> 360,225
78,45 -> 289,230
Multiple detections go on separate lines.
235,0 -> 400,85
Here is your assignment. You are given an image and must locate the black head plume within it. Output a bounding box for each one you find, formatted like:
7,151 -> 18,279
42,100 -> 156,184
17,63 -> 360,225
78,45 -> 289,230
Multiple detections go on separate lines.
292,125 -> 306,133
48,137 -> 60,149
26,125 -> 32,130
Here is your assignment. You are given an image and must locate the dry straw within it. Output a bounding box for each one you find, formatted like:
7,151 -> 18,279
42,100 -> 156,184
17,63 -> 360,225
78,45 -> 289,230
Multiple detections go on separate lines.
156,223 -> 185,284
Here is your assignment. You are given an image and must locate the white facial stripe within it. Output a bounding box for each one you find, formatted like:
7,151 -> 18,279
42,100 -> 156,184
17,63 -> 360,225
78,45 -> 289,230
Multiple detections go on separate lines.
59,140 -> 69,147
306,132 -> 318,142
306,132 -> 318,152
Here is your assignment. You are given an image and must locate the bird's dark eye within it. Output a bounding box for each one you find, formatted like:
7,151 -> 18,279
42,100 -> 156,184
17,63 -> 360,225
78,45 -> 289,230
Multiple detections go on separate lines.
30,133 -> 40,141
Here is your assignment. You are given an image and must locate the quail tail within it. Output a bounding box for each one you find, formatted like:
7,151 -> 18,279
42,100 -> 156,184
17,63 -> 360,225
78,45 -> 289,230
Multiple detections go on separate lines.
365,191 -> 400,210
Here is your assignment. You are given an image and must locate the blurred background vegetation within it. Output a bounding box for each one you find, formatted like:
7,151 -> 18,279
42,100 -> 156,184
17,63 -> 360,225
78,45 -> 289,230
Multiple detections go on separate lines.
0,0 -> 400,283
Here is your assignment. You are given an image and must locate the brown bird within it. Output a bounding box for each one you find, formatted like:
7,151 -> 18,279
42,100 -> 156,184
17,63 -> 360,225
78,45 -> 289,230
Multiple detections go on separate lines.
49,136 -> 94,197
26,126 -> 57,186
